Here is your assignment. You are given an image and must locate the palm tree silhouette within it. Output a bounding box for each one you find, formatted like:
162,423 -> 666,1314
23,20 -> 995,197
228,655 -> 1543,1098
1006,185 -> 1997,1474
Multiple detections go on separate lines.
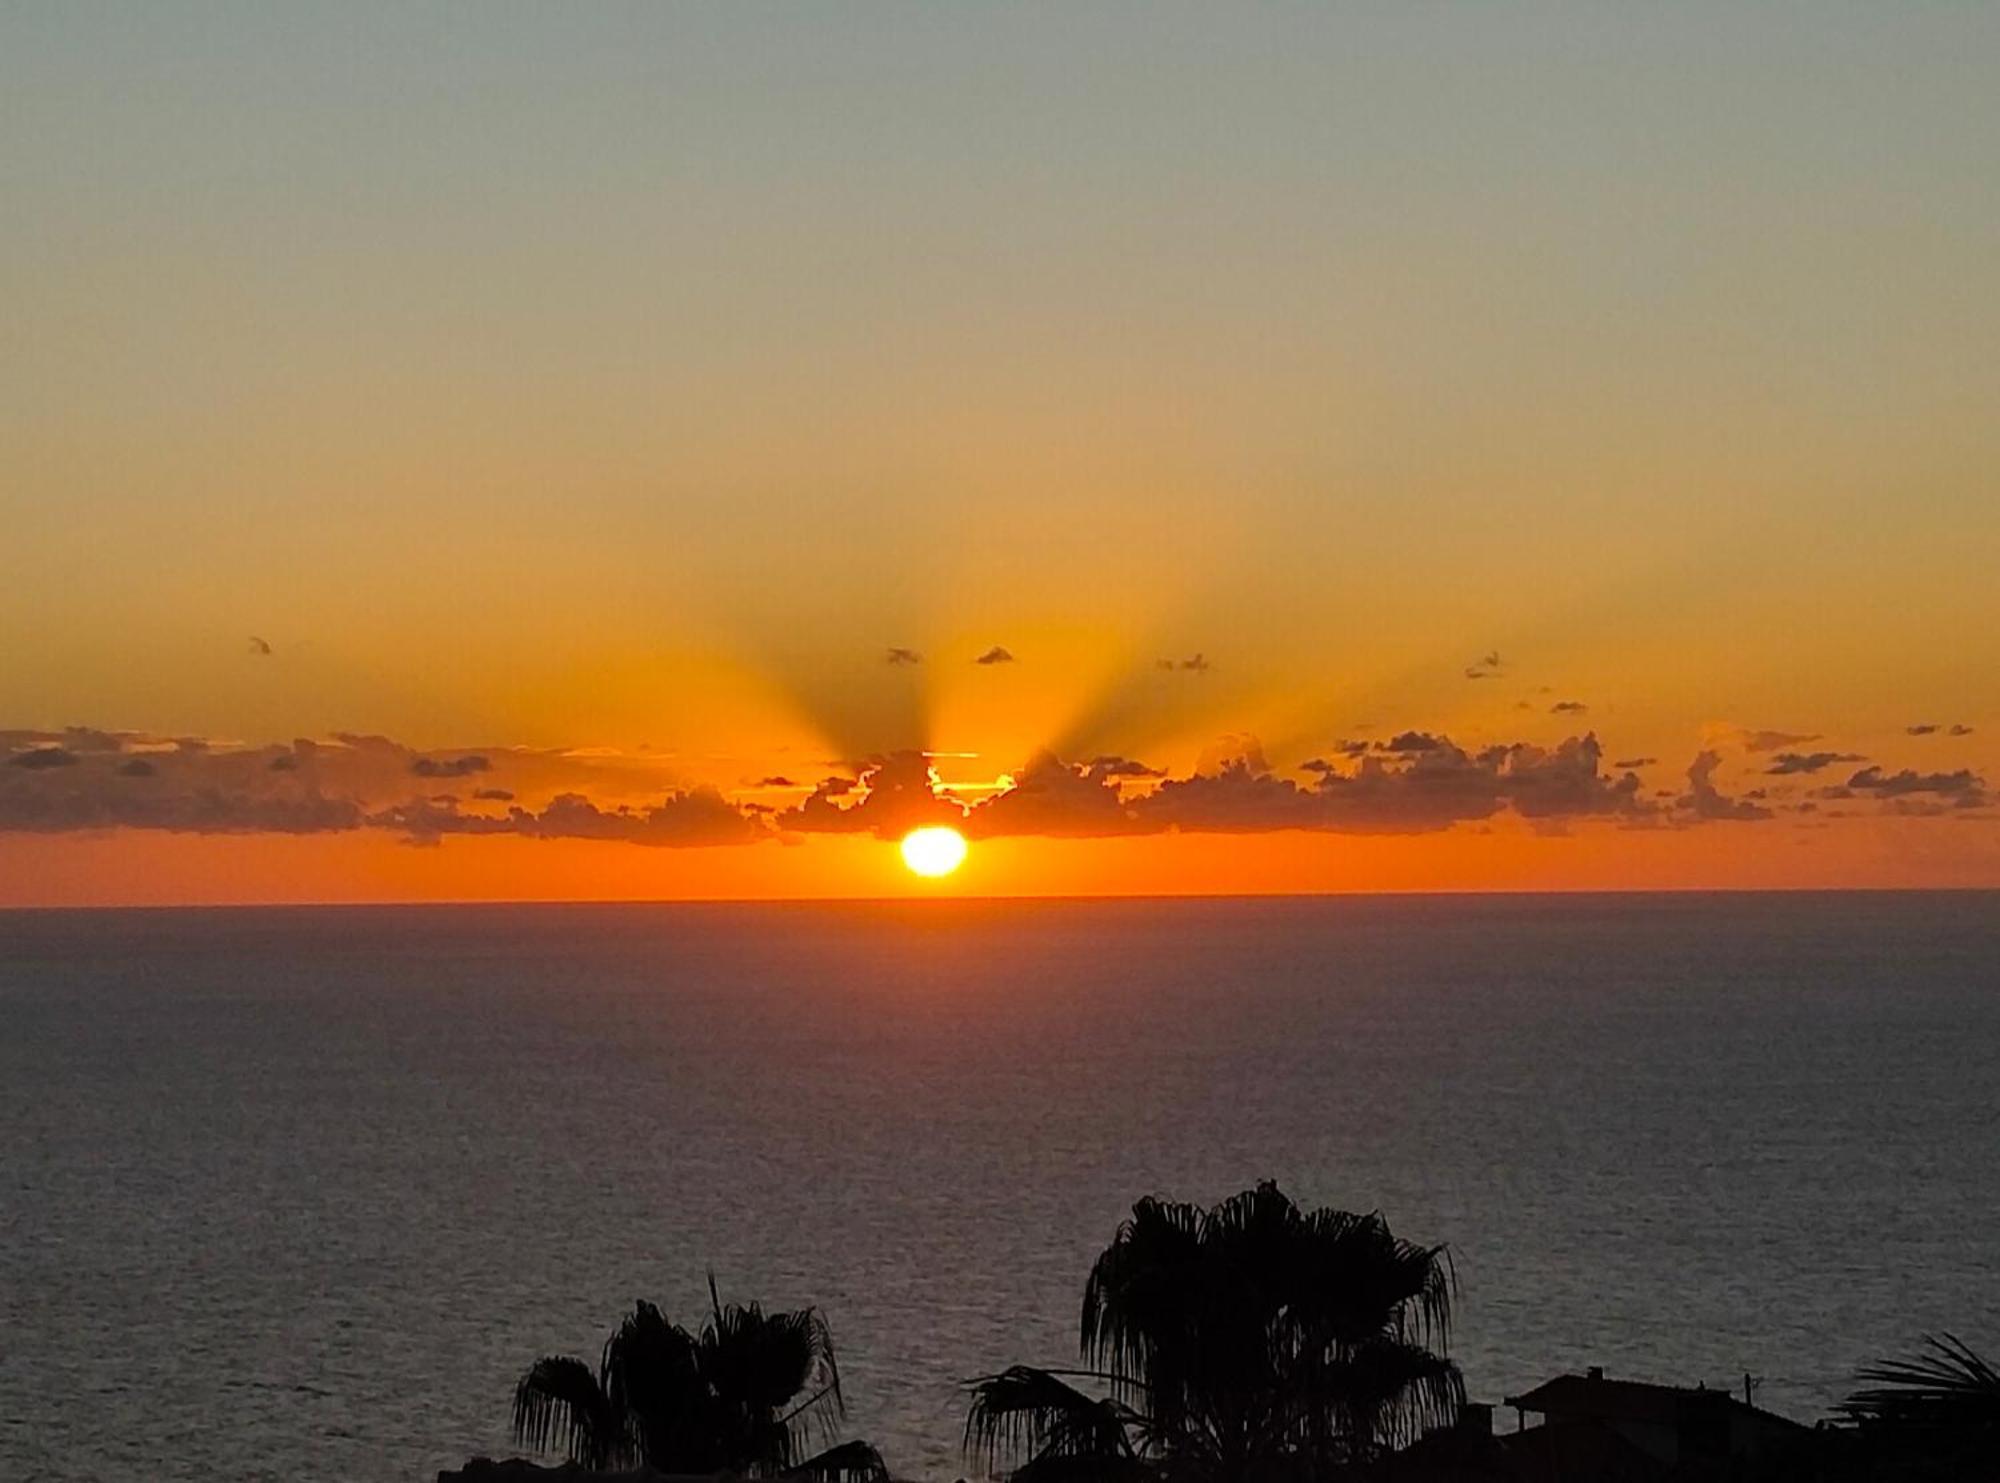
965,1183 -> 1461,1482
512,1278 -> 886,1479
1839,1334 -> 1998,1476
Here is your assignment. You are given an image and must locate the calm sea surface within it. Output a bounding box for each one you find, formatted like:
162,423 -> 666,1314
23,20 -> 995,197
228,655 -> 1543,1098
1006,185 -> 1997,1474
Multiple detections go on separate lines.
2,893 -> 1997,1481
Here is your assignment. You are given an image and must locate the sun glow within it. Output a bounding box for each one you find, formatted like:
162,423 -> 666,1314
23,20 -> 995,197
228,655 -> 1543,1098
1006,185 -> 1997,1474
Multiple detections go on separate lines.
899,825 -> 968,878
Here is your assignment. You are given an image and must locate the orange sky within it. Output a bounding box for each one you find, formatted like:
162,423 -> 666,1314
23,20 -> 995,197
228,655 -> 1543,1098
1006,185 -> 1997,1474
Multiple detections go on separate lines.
2,7 -> 1996,903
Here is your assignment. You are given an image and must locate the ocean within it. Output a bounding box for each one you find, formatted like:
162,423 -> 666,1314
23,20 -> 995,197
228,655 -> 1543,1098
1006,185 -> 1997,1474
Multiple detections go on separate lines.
2,893 -> 1996,1481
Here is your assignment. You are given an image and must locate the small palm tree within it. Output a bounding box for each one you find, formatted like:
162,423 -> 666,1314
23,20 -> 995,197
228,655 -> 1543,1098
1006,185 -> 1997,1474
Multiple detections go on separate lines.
1843,1333 -> 1999,1437
512,1279 -> 886,1480
966,1182 -> 1462,1482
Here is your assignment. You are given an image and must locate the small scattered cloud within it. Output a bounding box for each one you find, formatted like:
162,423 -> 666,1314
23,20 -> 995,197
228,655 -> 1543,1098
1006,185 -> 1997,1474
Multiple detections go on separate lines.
1736,728 -> 1820,753
1905,724 -> 1939,736
885,647 -> 923,666
1765,751 -> 1866,776
973,646 -> 1016,666
411,755 -> 491,778
1464,651 -> 1505,680
248,636 -> 272,656
1950,724 -> 1975,737
471,787 -> 514,802
1164,653 -> 1211,673
1550,700 -> 1589,715
1613,757 -> 1657,769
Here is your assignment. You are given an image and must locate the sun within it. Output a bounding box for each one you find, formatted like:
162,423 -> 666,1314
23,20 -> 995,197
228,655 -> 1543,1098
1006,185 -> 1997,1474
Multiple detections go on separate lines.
899,825 -> 968,878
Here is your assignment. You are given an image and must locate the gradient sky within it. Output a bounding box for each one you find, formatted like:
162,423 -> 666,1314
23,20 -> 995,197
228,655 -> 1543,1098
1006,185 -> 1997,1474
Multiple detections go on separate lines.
3,4 -> 1996,902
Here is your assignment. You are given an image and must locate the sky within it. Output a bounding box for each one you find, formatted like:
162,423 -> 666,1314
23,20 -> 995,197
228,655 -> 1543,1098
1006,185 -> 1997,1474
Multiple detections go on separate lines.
2,3 -> 1997,903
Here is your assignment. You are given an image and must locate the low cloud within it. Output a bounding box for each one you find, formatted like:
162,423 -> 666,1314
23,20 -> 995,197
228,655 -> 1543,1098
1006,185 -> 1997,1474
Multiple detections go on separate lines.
1680,751 -> 1772,820
1378,731 -> 1445,754
1846,766 -> 1987,806
1084,756 -> 1165,782
1550,700 -> 1589,715
885,647 -> 923,666
778,751 -> 964,839
973,646 -> 1015,665
378,787 -> 760,848
8,747 -> 78,770
4,718 -> 1983,850
1765,751 -> 1866,776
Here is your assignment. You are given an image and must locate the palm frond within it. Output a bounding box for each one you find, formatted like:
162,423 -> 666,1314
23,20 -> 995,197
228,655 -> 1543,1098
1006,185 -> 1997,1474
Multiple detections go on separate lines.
512,1354 -> 623,1470
1322,1336 -> 1465,1454
786,1438 -> 891,1483
965,1365 -> 1140,1470
1844,1334 -> 2000,1432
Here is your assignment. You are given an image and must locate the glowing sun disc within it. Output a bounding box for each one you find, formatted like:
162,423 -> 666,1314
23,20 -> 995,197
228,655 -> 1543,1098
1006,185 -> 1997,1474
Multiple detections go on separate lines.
900,825 -> 968,877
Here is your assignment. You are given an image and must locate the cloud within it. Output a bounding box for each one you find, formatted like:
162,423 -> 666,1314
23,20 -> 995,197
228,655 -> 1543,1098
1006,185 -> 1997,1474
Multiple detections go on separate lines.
778,751 -> 964,839
248,636 -> 272,656
411,754 -> 491,778
1613,757 -> 1657,769
885,647 -> 923,666
1765,751 -> 1866,776
1951,724 -> 1975,736
1464,651 -> 1505,680
5,717 -> 1983,851
0,727 -> 751,846
1846,766 -> 1987,805
1151,732 -> 1649,836
973,646 -> 1016,665
1733,728 -> 1820,753
1083,755 -> 1165,782
1550,700 -> 1588,715
1680,751 -> 1772,820
8,747 -> 78,770
1378,731 -> 1445,754
378,787 -> 762,848
1162,653 -> 1211,673
966,752 -> 1150,838
1905,724 -> 1939,736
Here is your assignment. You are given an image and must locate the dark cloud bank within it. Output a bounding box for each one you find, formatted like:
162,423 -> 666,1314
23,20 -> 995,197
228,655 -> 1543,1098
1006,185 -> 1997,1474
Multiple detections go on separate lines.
9,720 -> 1973,851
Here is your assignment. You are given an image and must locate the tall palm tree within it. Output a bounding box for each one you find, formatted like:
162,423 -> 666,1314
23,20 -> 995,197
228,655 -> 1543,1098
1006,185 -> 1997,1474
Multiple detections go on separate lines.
966,1183 -> 1462,1482
512,1279 -> 886,1480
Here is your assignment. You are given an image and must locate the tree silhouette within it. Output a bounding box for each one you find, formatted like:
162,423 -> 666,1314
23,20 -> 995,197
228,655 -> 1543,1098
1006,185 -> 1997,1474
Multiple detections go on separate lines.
965,1182 -> 1461,1482
1838,1334 -> 1999,1477
512,1279 -> 885,1479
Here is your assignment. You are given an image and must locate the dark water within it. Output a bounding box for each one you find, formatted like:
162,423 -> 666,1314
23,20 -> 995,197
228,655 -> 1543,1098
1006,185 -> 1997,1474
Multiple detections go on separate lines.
2,893 -> 1996,1481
